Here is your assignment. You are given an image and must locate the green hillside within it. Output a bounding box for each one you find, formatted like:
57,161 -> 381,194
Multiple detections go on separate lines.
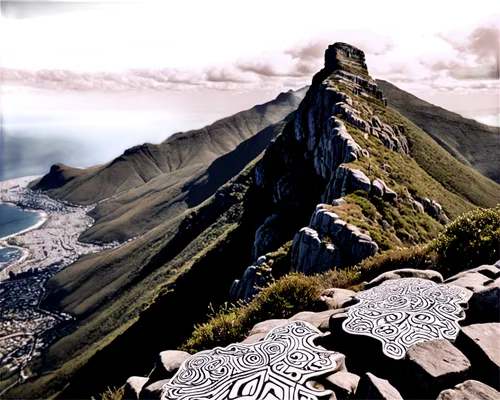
377,79 -> 500,184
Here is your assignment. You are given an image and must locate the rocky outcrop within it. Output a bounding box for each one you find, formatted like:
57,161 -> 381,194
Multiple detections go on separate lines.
370,178 -> 398,203
290,204 -> 378,275
423,198 -> 449,224
230,256 -> 272,302
324,165 -> 371,203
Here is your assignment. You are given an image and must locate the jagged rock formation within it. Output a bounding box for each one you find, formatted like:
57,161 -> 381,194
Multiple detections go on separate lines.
125,261 -> 500,400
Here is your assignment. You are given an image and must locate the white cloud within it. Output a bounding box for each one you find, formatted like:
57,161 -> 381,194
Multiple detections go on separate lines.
1,1 -> 498,119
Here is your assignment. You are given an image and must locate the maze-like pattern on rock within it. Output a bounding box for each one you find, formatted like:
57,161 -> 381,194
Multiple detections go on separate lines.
342,278 -> 471,359
162,321 -> 342,400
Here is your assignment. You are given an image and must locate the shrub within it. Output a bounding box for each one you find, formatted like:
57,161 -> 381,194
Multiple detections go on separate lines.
428,206 -> 500,275
92,386 -> 124,400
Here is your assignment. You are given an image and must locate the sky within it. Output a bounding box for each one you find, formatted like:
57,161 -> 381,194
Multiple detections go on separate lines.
0,0 -> 499,178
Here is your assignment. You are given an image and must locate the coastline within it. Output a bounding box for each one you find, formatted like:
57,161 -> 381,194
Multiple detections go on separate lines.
0,202 -> 49,242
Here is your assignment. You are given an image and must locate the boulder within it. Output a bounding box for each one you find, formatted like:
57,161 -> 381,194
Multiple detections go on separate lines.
355,373 -> 403,399
325,371 -> 360,399
465,279 -> 499,323
290,309 -> 346,332
324,165 -> 371,203
445,271 -> 493,292
139,379 -> 170,400
436,380 -> 500,400
455,323 -> 499,388
403,339 -> 470,399
446,264 -> 500,281
148,350 -> 190,382
320,288 -> 357,309
240,332 -> 266,344
249,319 -> 289,335
365,269 -> 444,289
124,376 -> 149,400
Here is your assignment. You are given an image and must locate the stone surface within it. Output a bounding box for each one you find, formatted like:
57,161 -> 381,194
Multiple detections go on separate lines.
365,268 -> 444,288
240,332 -> 267,344
139,379 -> 170,400
447,264 -> 500,280
162,322 -> 344,400
320,288 -> 357,309
466,279 -> 500,323
148,350 -> 191,382
436,380 -> 500,400
445,271 -> 493,292
124,376 -> 149,400
404,339 -> 471,398
355,373 -> 403,399
455,323 -> 500,388
325,371 -> 360,399
290,309 -> 347,333
249,318 -> 289,335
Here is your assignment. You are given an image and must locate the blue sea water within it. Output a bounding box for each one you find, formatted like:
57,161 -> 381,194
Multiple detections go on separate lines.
0,203 -> 44,270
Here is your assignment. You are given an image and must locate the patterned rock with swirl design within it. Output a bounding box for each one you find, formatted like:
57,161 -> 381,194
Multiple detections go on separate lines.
342,278 -> 472,359
161,321 -> 344,400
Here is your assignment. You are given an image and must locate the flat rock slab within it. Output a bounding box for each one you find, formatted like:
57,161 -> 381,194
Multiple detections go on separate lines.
404,339 -> 470,398
436,380 -> 500,400
342,278 -> 470,359
162,321 -> 344,400
249,318 -> 289,335
455,323 -> 500,388
445,272 -> 493,292
446,265 -> 500,281
320,287 -> 357,309
355,372 -> 403,399
365,269 -> 443,289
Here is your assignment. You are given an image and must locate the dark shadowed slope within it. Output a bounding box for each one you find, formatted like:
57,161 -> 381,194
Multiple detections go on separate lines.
30,88 -> 307,242
377,79 -> 500,184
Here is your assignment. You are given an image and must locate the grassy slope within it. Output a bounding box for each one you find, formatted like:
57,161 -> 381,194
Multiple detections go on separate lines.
29,89 -> 307,243
377,79 -> 500,184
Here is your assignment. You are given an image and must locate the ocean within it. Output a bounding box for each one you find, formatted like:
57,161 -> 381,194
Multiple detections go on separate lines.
0,203 -> 44,270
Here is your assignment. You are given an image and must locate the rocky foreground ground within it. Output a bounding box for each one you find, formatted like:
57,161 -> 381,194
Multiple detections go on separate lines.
123,263 -> 500,400
0,177 -> 128,387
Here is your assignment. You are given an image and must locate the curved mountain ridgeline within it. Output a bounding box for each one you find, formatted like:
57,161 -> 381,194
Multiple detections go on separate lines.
377,79 -> 500,184
29,88 -> 307,243
7,43 -> 499,400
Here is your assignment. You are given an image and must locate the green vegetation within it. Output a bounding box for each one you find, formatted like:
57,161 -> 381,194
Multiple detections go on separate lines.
377,79 -> 500,184
92,386 -> 124,400
181,206 -> 500,352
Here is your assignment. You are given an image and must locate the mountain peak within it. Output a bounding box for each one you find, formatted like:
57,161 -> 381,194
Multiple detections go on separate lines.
324,42 -> 369,77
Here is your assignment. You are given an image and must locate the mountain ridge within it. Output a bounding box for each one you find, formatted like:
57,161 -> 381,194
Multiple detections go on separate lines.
6,43 -> 499,400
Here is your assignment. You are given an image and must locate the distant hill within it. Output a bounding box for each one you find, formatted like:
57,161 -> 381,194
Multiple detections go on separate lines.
30,88 -> 307,242
377,79 -> 500,184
